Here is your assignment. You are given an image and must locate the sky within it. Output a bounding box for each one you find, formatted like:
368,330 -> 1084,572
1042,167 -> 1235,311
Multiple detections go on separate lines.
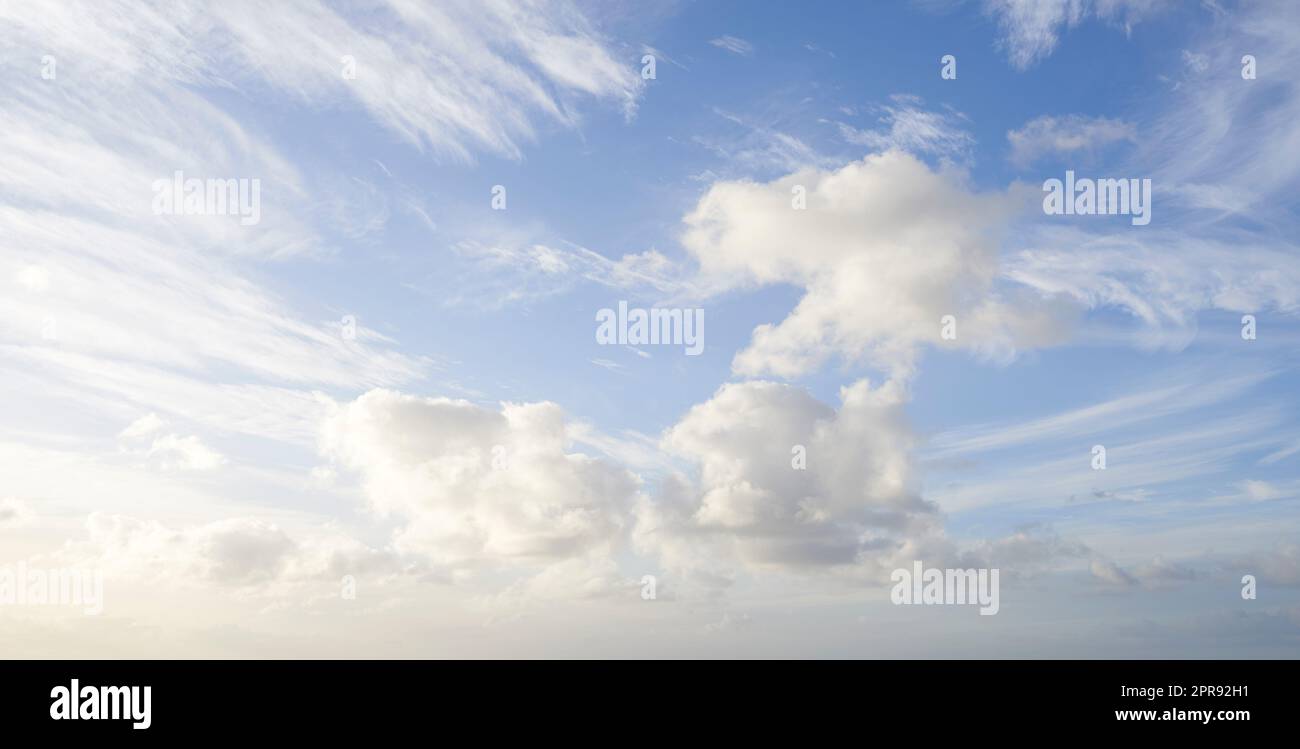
1,0 -> 1298,658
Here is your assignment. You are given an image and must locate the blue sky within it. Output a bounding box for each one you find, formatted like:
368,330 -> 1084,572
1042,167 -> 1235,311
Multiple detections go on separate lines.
0,0 -> 1298,657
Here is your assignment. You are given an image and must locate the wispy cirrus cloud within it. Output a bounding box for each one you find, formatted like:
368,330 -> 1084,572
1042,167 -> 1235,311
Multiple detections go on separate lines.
0,0 -> 642,162
836,95 -> 975,164
709,34 -> 754,56
982,0 -> 1171,69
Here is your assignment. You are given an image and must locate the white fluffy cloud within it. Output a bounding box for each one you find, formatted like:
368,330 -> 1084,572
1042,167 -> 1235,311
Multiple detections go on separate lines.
634,379 -> 945,584
681,150 -> 1073,379
320,389 -> 640,569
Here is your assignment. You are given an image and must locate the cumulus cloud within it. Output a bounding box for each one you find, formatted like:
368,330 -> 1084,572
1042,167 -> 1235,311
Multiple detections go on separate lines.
632,381 -> 1100,593
634,379 -> 944,585
681,150 -> 1074,379
320,389 -> 640,570
1007,114 -> 1136,167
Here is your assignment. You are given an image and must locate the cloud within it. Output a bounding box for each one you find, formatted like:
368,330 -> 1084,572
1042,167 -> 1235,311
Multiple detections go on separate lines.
1131,555 -> 1199,587
0,1 -> 482,451
145,434 -> 227,472
488,555 -> 638,605
0,498 -> 34,528
15,265 -> 50,293
983,0 -> 1170,69
0,0 -> 641,162
1092,555 -> 1198,589
1180,49 -> 1210,74
87,515 -> 294,585
634,379 -> 943,583
1246,544 -> 1300,586
927,369 -> 1273,459
1241,479 -> 1282,502
116,415 -> 227,472
68,513 -> 397,590
997,1 -> 1300,346
421,240 -> 693,310
0,0 -> 1294,658
709,35 -> 754,56
837,95 -> 975,164
692,108 -> 840,177
0,0 -> 660,620
803,42 -> 836,58
1007,114 -> 1136,167
320,389 -> 640,570
119,413 -> 167,440
1091,558 -> 1139,586
977,526 -> 1090,570
1004,224 -> 1300,340
681,150 -> 1073,379
632,381 -> 1098,591
703,611 -> 752,633
1145,0 -> 1300,216
1261,440 -> 1300,466
924,376 -> 1292,515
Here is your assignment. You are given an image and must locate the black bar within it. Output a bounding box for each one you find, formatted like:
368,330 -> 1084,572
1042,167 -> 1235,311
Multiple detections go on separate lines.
1,660 -> 1289,737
